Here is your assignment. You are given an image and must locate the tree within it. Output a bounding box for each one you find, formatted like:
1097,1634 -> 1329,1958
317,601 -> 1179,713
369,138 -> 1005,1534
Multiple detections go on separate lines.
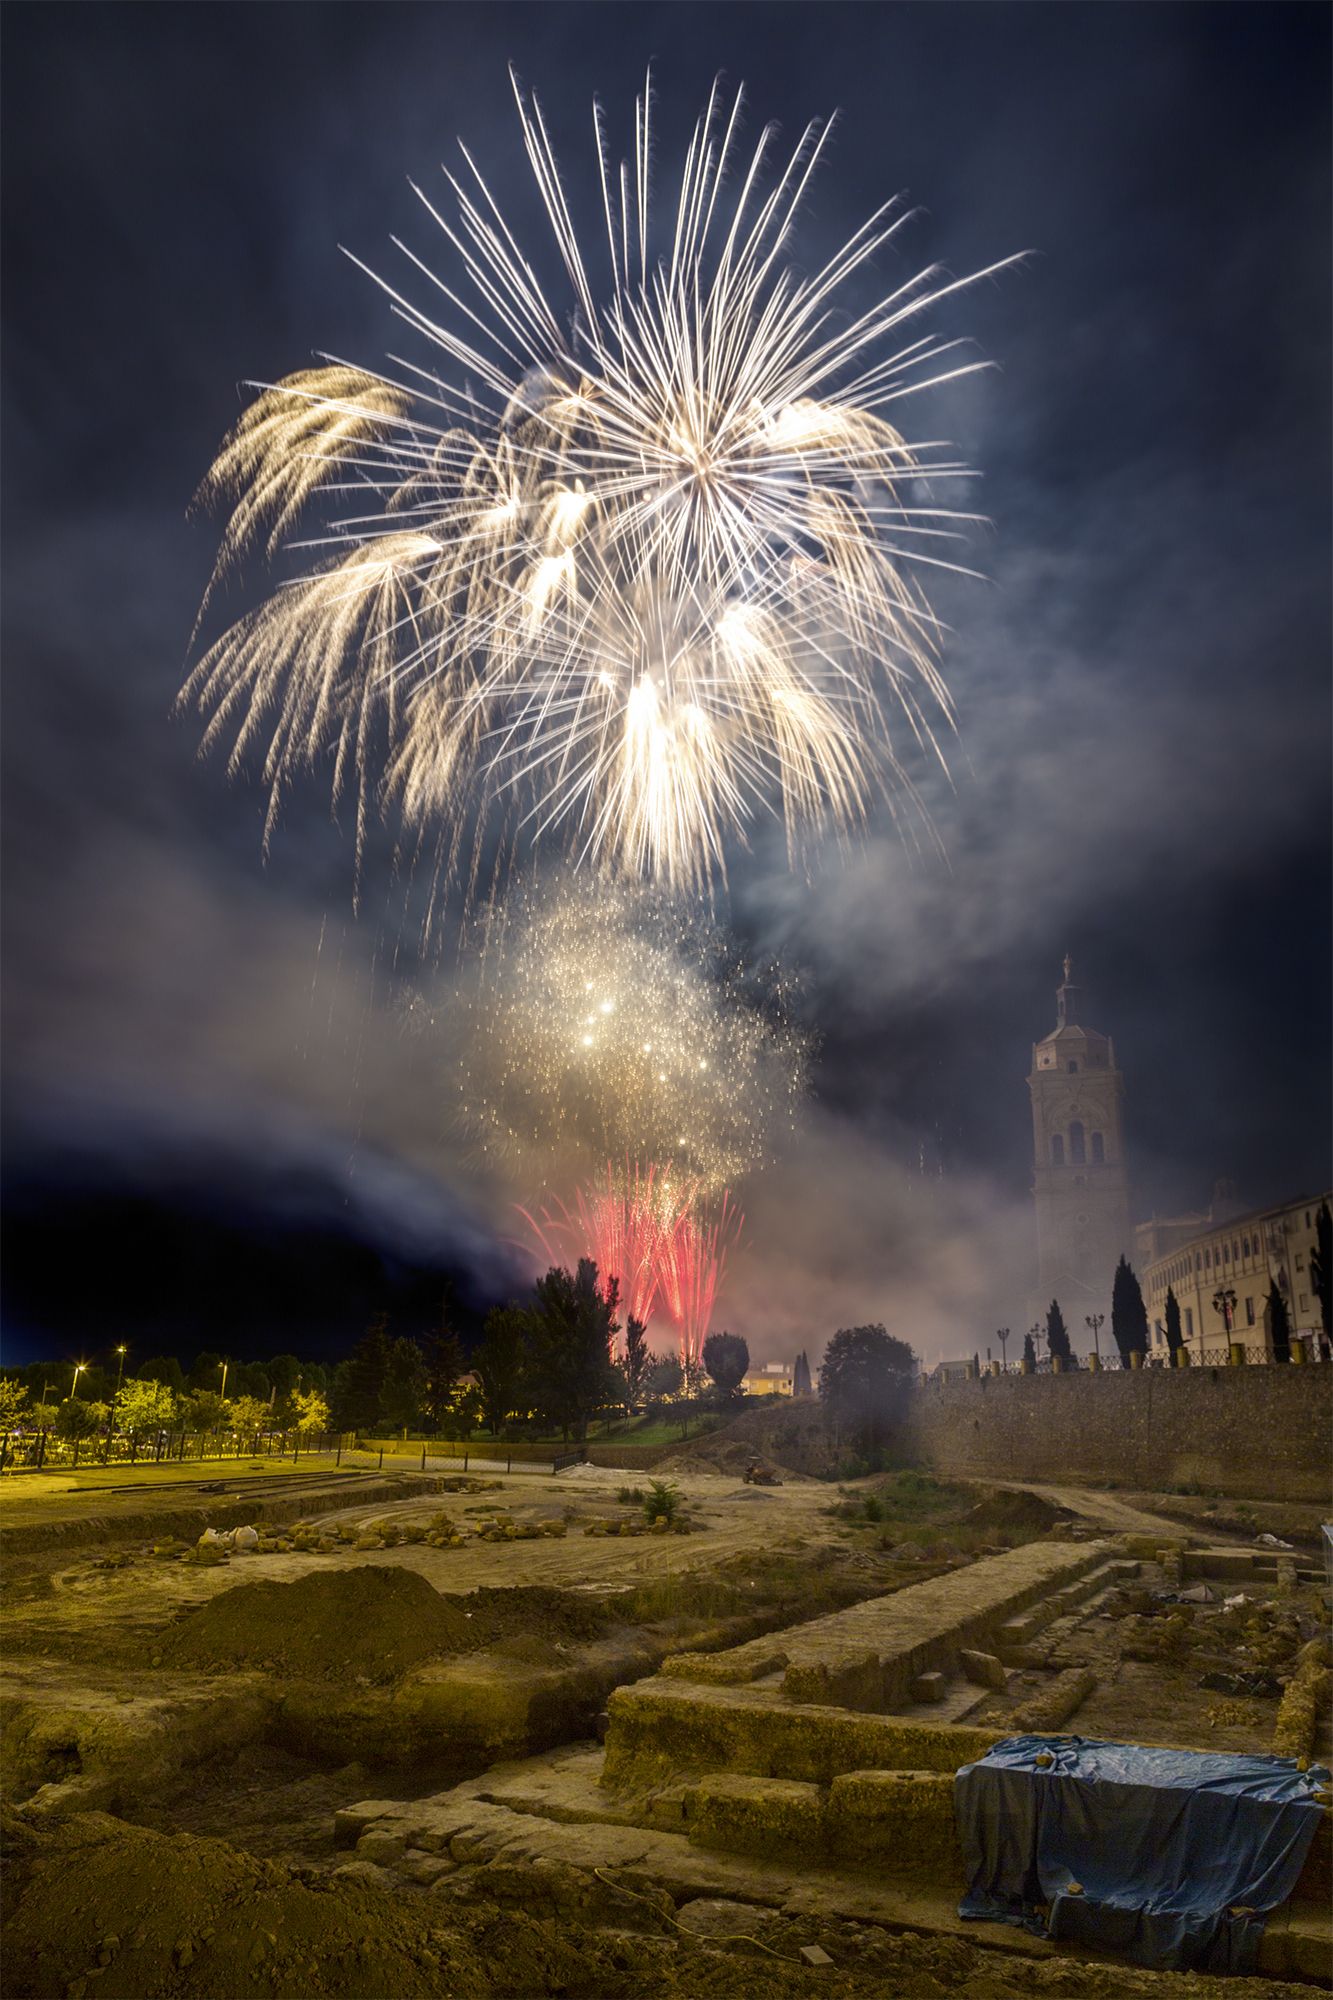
1045,1301 -> 1073,1366
1266,1280 -> 1292,1363
526,1261 -> 620,1440
644,1353 -> 683,1401
1311,1201 -> 1333,1347
621,1315 -> 650,1410
381,1338 -> 427,1432
181,1391 -> 228,1431
330,1316 -> 390,1433
793,1351 -> 812,1398
818,1325 -> 916,1450
292,1387 -> 330,1434
1164,1286 -> 1184,1362
474,1306 -> 529,1435
231,1362 -> 271,1403
138,1356 -> 186,1397
187,1349 -> 226,1394
0,1379 -> 29,1430
267,1354 -> 301,1400
439,1383 -> 483,1442
54,1398 -> 101,1441
228,1395 -> 271,1433
1110,1257 -> 1149,1364
115,1378 -> 177,1433
1022,1331 -> 1037,1370
420,1329 -> 463,1433
702,1331 -> 749,1400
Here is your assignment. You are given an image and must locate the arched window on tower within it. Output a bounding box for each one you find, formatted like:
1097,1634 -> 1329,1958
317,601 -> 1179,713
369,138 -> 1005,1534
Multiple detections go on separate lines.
1051,1134 -> 1065,1167
1091,1132 -> 1105,1164
1069,1121 -> 1086,1166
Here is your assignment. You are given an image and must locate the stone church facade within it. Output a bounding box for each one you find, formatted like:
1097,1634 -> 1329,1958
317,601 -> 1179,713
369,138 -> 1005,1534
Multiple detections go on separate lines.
1027,958 -> 1132,1348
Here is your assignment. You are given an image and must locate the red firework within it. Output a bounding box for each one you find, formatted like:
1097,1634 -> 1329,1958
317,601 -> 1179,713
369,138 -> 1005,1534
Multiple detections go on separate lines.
652,1193 -> 744,1370
519,1163 -> 741,1365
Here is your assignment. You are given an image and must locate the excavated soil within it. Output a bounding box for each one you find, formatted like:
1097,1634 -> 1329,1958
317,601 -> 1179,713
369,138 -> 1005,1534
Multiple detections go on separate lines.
157,1569 -> 611,1683
2,1811 -> 1314,2000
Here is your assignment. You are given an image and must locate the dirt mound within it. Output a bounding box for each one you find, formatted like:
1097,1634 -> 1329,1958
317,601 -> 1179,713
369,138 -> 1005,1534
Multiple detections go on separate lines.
657,1401 -> 832,1478
4,1811 -> 1311,2000
962,1487 -> 1068,1533
158,1571 -> 610,1684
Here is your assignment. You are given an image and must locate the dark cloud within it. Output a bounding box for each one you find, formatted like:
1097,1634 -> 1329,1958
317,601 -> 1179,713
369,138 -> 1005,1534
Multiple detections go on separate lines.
3,4 -> 1328,1365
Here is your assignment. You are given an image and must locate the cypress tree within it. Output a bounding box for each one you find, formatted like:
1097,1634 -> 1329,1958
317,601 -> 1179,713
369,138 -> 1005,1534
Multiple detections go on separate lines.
1311,1201 -> 1332,1348
1022,1330 -> 1037,1370
1111,1255 -> 1149,1364
1266,1280 -> 1292,1363
1045,1300 -> 1073,1366
1164,1285 -> 1184,1361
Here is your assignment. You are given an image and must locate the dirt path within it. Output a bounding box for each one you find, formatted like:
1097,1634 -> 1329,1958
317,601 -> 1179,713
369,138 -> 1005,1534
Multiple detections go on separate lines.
977,1478 -> 1190,1538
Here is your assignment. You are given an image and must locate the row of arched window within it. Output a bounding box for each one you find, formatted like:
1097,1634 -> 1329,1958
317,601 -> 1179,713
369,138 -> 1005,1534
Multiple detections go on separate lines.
1158,1234 -> 1267,1287
1050,1122 -> 1105,1167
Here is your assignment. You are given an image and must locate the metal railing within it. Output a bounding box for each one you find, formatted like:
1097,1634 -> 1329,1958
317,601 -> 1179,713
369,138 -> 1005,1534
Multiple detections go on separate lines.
0,1427 -> 341,1474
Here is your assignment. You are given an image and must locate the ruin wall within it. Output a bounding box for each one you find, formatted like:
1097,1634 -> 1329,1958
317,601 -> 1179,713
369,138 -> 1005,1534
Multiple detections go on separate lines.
906,1363 -> 1330,1503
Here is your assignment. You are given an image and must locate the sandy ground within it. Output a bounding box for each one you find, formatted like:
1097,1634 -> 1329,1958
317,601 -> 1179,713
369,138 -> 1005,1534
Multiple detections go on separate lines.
3,1470 -> 856,1662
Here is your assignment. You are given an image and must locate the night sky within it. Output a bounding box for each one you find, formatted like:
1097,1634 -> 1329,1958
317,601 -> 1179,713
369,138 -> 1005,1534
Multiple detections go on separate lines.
3,4 -> 1329,1369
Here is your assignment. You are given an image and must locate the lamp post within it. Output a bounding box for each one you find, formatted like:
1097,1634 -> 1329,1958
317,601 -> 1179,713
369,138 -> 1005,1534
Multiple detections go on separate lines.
111,1346 -> 127,1417
219,1359 -> 229,1402
1084,1312 -> 1104,1365
108,1345 -> 127,1461
1212,1286 -> 1238,1358
1030,1321 -> 1043,1365
69,1361 -> 86,1400
996,1328 -> 1010,1372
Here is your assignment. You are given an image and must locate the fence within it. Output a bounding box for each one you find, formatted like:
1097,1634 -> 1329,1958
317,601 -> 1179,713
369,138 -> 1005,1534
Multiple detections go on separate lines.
0,1427 -> 342,1474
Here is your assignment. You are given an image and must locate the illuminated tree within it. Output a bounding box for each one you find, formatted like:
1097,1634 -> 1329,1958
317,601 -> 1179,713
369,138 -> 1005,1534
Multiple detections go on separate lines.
292,1387 -> 330,1433
115,1378 -> 178,1433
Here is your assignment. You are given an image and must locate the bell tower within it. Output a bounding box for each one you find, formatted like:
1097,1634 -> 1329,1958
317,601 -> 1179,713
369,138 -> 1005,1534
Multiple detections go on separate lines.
1028,957 -> 1131,1344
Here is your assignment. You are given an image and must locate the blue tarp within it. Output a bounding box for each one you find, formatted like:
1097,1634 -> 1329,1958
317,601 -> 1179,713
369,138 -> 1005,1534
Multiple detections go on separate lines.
956,1734 -> 1329,1973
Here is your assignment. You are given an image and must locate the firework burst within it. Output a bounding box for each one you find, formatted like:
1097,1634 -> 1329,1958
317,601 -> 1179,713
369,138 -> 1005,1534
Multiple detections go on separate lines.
184,72 -> 1015,896
444,873 -> 807,1195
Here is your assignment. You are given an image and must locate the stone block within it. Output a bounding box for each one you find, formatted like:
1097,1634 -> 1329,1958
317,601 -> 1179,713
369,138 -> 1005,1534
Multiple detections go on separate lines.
826,1769 -> 960,1884
958,1648 -> 1007,1691
333,1800 -> 411,1848
355,1827 -> 407,1865
400,1849 -> 457,1885
910,1671 -> 946,1703
689,1773 -> 824,1857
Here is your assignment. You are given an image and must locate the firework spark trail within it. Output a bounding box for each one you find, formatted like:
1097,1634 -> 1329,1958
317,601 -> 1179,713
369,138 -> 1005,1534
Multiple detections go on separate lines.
183,72 -> 1017,897
449,873 -> 807,1195
519,1159 -> 686,1345
654,1192 -> 744,1369
521,1161 -> 741,1367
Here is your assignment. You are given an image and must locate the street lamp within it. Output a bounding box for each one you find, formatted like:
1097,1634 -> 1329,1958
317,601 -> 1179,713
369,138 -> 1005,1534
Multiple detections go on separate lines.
69,1362 -> 86,1400
1084,1312 -> 1104,1364
1030,1321 -> 1043,1365
996,1327 -> 1010,1371
1212,1286 -> 1238,1356
218,1359 -> 229,1402
108,1346 -> 128,1461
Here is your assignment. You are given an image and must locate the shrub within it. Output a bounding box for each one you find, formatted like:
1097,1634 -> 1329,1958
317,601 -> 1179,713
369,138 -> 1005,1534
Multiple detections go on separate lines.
642,1478 -> 682,1524
616,1485 -> 645,1506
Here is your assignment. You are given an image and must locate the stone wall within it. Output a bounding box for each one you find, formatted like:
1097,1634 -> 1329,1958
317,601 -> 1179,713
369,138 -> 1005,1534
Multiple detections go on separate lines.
906,1363 -> 1330,1503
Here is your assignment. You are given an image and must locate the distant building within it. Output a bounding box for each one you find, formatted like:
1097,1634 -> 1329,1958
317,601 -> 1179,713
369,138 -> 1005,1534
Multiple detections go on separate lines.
1137,1190 -> 1331,1363
1028,958 -> 1133,1347
742,1360 -> 794,1397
